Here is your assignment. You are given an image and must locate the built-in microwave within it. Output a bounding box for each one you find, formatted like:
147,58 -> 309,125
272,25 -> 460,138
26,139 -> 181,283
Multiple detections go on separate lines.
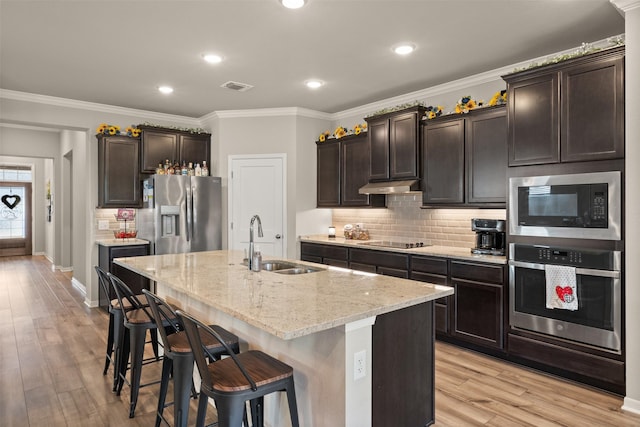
508,171 -> 621,240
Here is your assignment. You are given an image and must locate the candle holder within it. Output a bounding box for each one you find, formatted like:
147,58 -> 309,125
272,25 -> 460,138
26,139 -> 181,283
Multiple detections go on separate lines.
328,226 -> 336,238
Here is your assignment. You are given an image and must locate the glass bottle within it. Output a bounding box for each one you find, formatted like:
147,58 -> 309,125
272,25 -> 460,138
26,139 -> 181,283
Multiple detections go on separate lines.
187,162 -> 194,176
181,161 -> 188,175
195,163 -> 202,176
173,160 -> 180,174
156,163 -> 165,175
201,160 -> 209,176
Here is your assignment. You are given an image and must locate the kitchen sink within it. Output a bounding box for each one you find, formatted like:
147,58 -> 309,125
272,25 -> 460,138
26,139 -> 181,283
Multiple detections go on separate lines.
262,260 -> 324,274
262,261 -> 298,271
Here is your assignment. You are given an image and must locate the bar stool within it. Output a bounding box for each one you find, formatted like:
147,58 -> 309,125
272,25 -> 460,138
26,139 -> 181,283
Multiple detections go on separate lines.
109,273 -> 170,418
94,266 -> 156,391
176,310 -> 300,427
142,290 -> 241,427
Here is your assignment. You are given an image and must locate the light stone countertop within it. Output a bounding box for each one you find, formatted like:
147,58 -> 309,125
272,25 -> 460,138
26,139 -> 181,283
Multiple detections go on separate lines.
96,238 -> 150,247
300,235 -> 507,265
114,250 -> 453,340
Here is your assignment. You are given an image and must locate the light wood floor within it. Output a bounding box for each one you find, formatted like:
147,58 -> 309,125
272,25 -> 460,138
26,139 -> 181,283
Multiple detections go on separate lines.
1,255 -> 639,427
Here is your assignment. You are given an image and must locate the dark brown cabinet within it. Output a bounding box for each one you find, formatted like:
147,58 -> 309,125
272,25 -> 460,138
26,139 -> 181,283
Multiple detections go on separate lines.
504,46 -> 624,166
138,126 -> 211,174
449,260 -> 506,350
365,106 -> 426,181
97,135 -> 142,208
350,248 -> 409,278
410,255 -> 450,335
422,106 -> 507,207
98,243 -> 150,310
300,242 -> 349,268
316,134 -> 385,208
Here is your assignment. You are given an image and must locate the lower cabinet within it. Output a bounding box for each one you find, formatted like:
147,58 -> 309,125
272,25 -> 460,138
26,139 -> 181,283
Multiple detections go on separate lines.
410,255 -> 449,335
98,243 -> 150,310
349,248 -> 409,278
300,242 -> 348,268
450,260 -> 507,350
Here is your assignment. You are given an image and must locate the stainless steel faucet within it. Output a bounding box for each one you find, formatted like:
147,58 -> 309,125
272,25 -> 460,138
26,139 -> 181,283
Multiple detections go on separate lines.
248,214 -> 263,270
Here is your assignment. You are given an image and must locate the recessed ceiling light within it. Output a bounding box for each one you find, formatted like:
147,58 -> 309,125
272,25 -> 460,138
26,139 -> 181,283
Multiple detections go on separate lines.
305,80 -> 324,89
203,53 -> 223,64
281,0 -> 306,9
158,86 -> 174,94
393,43 -> 416,55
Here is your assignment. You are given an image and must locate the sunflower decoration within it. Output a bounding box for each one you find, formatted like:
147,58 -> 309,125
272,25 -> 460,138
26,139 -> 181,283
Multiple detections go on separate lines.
96,123 -> 108,134
423,105 -> 444,120
108,125 -> 121,135
455,96 -> 482,114
96,123 -> 121,135
353,124 -> 363,135
333,126 -> 348,139
318,130 -> 330,142
489,90 -> 508,106
126,126 -> 142,137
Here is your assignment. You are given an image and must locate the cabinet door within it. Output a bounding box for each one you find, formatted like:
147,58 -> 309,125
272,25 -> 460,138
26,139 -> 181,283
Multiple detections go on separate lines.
316,141 -> 341,207
422,119 -> 464,204
389,111 -> 420,179
561,54 -> 624,162
368,119 -> 390,181
98,136 -> 141,208
179,133 -> 211,167
341,135 -> 371,206
507,73 -> 559,166
451,278 -> 504,349
141,129 -> 178,173
466,107 -> 507,204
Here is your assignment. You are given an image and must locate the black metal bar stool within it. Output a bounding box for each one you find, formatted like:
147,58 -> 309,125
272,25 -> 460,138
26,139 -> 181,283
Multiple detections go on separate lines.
142,290 -> 241,427
109,273 -> 170,418
177,310 -> 300,427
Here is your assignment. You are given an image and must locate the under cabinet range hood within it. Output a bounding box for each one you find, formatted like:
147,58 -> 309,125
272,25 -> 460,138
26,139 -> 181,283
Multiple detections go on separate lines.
358,179 -> 420,195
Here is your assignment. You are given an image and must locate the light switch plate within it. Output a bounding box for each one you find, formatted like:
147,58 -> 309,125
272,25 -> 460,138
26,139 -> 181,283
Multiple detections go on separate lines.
98,220 -> 109,230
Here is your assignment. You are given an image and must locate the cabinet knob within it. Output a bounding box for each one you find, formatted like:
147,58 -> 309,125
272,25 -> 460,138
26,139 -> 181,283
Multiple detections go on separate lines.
275,234 -> 282,239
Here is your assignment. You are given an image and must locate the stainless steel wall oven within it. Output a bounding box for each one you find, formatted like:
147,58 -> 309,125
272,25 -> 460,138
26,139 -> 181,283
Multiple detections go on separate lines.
509,243 -> 622,354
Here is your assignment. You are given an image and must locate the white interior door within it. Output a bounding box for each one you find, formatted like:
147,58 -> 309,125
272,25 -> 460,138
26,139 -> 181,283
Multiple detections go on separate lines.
229,154 -> 286,258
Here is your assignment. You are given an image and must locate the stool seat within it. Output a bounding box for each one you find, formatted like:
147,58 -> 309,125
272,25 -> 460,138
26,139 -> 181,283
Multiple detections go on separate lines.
207,350 -> 293,393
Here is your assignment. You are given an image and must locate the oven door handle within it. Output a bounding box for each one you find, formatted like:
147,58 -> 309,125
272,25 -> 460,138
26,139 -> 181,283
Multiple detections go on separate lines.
508,260 -> 620,279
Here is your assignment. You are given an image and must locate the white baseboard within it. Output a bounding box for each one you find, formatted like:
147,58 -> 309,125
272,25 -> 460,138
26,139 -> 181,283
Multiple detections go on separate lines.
59,266 -> 73,272
622,396 -> 640,415
71,277 -> 85,295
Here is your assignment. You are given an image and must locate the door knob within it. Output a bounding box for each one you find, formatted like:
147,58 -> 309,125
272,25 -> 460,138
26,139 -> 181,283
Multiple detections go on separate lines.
275,234 -> 282,239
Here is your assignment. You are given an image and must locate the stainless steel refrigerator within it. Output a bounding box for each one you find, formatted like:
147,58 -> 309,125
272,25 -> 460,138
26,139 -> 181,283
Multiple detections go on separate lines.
138,175 -> 222,254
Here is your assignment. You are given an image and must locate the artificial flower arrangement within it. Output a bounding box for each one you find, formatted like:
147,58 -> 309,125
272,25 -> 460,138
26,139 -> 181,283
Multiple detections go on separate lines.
317,123 -> 367,141
455,96 -> 483,114
125,126 -> 142,137
96,123 -> 121,135
489,90 -> 507,106
96,123 -> 142,137
423,105 -> 444,120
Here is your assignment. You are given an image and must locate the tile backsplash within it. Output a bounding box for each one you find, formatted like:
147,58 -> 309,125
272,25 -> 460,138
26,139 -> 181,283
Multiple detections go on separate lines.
95,208 -> 138,239
331,194 -> 506,248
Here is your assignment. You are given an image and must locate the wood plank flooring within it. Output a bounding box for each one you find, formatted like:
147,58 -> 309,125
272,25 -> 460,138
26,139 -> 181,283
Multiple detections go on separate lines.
1,255 -> 639,426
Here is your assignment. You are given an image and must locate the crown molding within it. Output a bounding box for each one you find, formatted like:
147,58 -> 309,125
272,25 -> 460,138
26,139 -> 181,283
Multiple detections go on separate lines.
611,0 -> 640,13
0,89 -> 201,126
332,34 -> 625,121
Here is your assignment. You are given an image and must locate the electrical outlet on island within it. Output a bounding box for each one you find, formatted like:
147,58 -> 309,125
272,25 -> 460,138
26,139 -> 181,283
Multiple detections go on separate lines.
354,350 -> 366,380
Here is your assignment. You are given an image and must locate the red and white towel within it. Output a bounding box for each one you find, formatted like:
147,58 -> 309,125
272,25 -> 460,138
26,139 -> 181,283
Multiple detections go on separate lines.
545,264 -> 578,311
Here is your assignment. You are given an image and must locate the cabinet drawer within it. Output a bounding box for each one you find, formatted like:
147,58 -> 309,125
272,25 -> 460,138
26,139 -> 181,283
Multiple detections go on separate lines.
411,255 -> 448,276
409,271 -> 447,286
325,258 -> 348,268
450,260 -> 504,284
350,248 -> 408,270
350,262 -> 377,274
377,266 -> 408,278
300,242 -> 348,261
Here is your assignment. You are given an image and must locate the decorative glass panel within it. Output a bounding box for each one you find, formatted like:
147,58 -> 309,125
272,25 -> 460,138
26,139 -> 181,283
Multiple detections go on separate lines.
0,186 -> 26,239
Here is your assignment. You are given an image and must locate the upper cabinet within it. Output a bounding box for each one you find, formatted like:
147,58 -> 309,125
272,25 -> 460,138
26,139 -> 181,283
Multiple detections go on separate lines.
365,106 -> 426,181
138,125 -> 211,174
422,105 -> 507,207
97,135 -> 142,208
504,46 -> 624,166
316,134 -> 385,208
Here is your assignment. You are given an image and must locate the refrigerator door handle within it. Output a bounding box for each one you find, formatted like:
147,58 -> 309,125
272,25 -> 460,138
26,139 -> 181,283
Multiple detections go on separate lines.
186,185 -> 192,242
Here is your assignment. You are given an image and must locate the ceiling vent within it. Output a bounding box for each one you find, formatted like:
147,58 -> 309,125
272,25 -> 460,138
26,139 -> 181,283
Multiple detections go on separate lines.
221,81 -> 254,92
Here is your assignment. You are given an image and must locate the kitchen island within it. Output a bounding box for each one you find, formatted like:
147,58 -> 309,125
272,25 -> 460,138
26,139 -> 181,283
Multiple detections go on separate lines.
114,250 -> 453,427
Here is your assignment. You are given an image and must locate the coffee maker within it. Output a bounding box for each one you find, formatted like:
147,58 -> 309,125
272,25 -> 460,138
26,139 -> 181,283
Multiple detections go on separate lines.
471,218 -> 506,256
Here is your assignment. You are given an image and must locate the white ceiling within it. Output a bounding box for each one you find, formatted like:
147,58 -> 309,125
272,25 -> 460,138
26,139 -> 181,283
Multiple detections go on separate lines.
0,0 -> 625,118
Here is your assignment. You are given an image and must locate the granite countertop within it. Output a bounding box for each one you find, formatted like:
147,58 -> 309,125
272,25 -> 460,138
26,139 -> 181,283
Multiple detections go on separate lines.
114,250 -> 453,340
96,238 -> 150,247
299,235 -> 507,265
